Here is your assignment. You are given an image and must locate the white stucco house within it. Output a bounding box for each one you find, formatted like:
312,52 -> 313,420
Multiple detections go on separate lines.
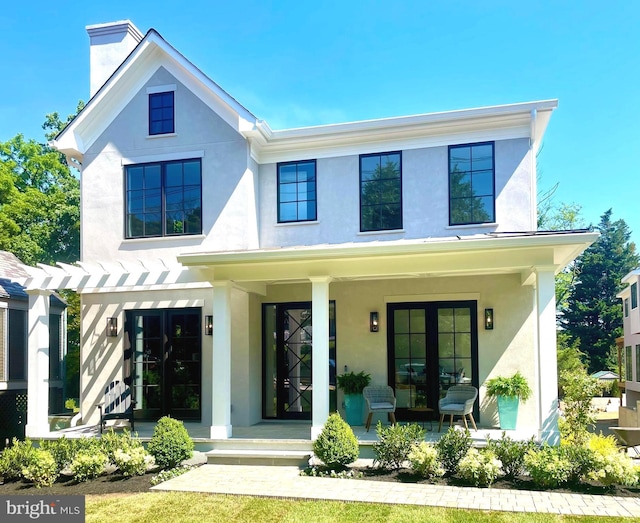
19,20 -> 597,444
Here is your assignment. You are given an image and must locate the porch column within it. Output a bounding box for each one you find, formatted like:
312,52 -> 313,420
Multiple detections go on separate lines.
25,289 -> 51,438
210,281 -> 232,439
310,276 -> 331,439
536,268 -> 559,444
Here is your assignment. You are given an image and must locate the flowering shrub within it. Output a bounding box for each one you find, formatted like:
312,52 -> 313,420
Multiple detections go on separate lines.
22,449 -> 58,488
301,466 -> 363,479
408,442 -> 444,479
373,422 -> 424,470
101,428 -> 143,464
70,451 -> 108,482
524,445 -> 573,488
457,448 -> 501,487
113,447 -> 154,477
0,438 -> 37,481
587,434 -> 638,487
435,427 -> 472,475
486,432 -> 535,479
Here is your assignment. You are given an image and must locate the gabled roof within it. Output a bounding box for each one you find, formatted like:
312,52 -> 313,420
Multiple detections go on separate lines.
52,25 -> 558,165
0,251 -> 31,280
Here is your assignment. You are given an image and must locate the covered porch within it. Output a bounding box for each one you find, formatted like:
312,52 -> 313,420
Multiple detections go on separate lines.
18,231 -> 597,445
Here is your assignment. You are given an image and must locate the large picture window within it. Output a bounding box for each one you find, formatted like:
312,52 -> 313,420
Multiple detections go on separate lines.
360,152 -> 402,232
125,159 -> 202,238
278,160 -> 317,222
449,142 -> 495,225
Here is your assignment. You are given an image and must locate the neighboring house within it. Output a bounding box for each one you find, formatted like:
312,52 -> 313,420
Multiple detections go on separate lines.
19,20 -> 597,443
619,269 -> 640,406
0,251 -> 66,445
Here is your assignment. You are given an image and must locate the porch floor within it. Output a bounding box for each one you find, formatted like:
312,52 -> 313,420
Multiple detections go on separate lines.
50,419 -> 538,446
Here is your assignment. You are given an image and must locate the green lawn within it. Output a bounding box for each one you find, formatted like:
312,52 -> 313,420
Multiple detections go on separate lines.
86,492 -> 620,523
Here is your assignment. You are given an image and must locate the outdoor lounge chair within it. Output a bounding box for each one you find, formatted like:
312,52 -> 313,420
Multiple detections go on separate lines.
363,385 -> 397,431
96,380 -> 135,434
438,385 -> 478,431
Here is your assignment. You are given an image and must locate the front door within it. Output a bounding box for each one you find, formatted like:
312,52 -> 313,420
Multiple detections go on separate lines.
126,308 -> 202,420
388,301 -> 478,421
263,302 -> 336,419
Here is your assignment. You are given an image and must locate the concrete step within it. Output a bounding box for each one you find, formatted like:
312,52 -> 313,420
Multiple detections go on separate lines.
206,448 -> 312,467
210,438 -> 313,452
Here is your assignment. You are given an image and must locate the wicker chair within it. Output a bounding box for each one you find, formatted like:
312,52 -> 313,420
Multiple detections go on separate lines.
438,385 -> 478,432
363,385 -> 397,431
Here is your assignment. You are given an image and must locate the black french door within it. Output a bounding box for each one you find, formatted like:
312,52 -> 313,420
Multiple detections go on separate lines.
263,302 -> 336,419
387,301 -> 478,421
125,308 -> 201,420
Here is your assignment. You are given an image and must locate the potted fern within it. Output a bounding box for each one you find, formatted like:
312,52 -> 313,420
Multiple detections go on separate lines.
485,371 -> 532,430
336,371 -> 371,426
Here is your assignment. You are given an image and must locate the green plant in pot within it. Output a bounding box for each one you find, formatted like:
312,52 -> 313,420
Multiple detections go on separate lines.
337,371 -> 371,426
485,371 -> 531,430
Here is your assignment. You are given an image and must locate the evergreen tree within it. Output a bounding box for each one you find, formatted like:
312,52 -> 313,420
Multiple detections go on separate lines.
560,210 -> 639,372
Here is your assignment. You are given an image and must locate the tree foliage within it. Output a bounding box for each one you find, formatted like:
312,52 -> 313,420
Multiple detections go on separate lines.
560,210 -> 638,372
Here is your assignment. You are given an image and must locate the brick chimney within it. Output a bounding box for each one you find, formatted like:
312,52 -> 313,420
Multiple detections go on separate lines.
86,20 -> 143,97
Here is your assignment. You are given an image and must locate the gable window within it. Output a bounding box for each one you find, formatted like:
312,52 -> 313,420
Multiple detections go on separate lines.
149,92 -> 174,135
360,152 -> 402,232
278,160 -> 317,223
125,159 -> 201,238
449,142 -> 495,225
632,282 -> 638,309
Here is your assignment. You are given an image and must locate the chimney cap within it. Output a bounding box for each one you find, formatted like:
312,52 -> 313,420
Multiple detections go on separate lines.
86,20 -> 143,41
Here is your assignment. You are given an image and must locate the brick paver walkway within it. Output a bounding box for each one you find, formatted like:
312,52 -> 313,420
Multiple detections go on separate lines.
152,464 -> 640,518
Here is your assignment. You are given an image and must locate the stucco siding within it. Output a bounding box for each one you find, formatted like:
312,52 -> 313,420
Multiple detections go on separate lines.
80,66 -> 257,264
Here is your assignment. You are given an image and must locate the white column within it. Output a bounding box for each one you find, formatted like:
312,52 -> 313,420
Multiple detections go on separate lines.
25,289 -> 51,438
210,281 -> 232,439
310,277 -> 331,439
536,268 -> 559,444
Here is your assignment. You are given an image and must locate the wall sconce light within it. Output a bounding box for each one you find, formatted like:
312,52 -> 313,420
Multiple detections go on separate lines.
106,317 -> 118,337
205,315 -> 213,335
370,311 -> 379,332
485,308 -> 494,330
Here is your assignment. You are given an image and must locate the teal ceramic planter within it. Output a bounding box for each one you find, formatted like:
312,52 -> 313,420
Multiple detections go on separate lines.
496,395 -> 519,430
344,393 -> 363,426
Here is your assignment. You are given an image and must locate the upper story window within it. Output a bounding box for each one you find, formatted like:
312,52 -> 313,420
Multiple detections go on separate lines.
632,282 -> 638,309
278,160 -> 317,223
125,159 -> 202,239
449,142 -> 495,225
625,298 -> 630,317
149,91 -> 175,135
360,152 -> 402,232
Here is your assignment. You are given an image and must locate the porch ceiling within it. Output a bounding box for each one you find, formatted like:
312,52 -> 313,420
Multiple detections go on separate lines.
178,231 -> 598,286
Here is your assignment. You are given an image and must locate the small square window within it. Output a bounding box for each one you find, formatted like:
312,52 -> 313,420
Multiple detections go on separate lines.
149,92 -> 174,135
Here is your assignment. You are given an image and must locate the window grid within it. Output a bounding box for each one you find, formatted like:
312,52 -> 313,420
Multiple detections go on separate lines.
359,152 -> 402,232
125,159 -> 202,239
626,346 -> 633,381
149,92 -> 174,135
277,160 -> 317,223
449,142 -> 495,225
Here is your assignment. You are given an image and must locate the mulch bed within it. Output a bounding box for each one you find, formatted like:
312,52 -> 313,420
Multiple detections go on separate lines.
2,465 -> 640,498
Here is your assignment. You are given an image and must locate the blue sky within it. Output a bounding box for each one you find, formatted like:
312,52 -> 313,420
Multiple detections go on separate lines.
1,1 -> 638,246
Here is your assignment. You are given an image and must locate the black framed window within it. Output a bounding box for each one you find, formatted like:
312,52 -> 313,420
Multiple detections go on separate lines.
149,92 -> 174,135
360,152 -> 402,232
449,142 -> 495,225
125,159 -> 202,238
277,160 -> 317,222
632,282 -> 638,309
8,309 -> 27,380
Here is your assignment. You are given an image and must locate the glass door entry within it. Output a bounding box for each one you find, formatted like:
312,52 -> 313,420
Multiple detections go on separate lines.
126,308 -> 202,421
387,301 -> 478,421
263,302 -> 336,419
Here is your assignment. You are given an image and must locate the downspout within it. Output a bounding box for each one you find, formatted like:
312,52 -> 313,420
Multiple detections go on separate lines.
530,109 -> 538,230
